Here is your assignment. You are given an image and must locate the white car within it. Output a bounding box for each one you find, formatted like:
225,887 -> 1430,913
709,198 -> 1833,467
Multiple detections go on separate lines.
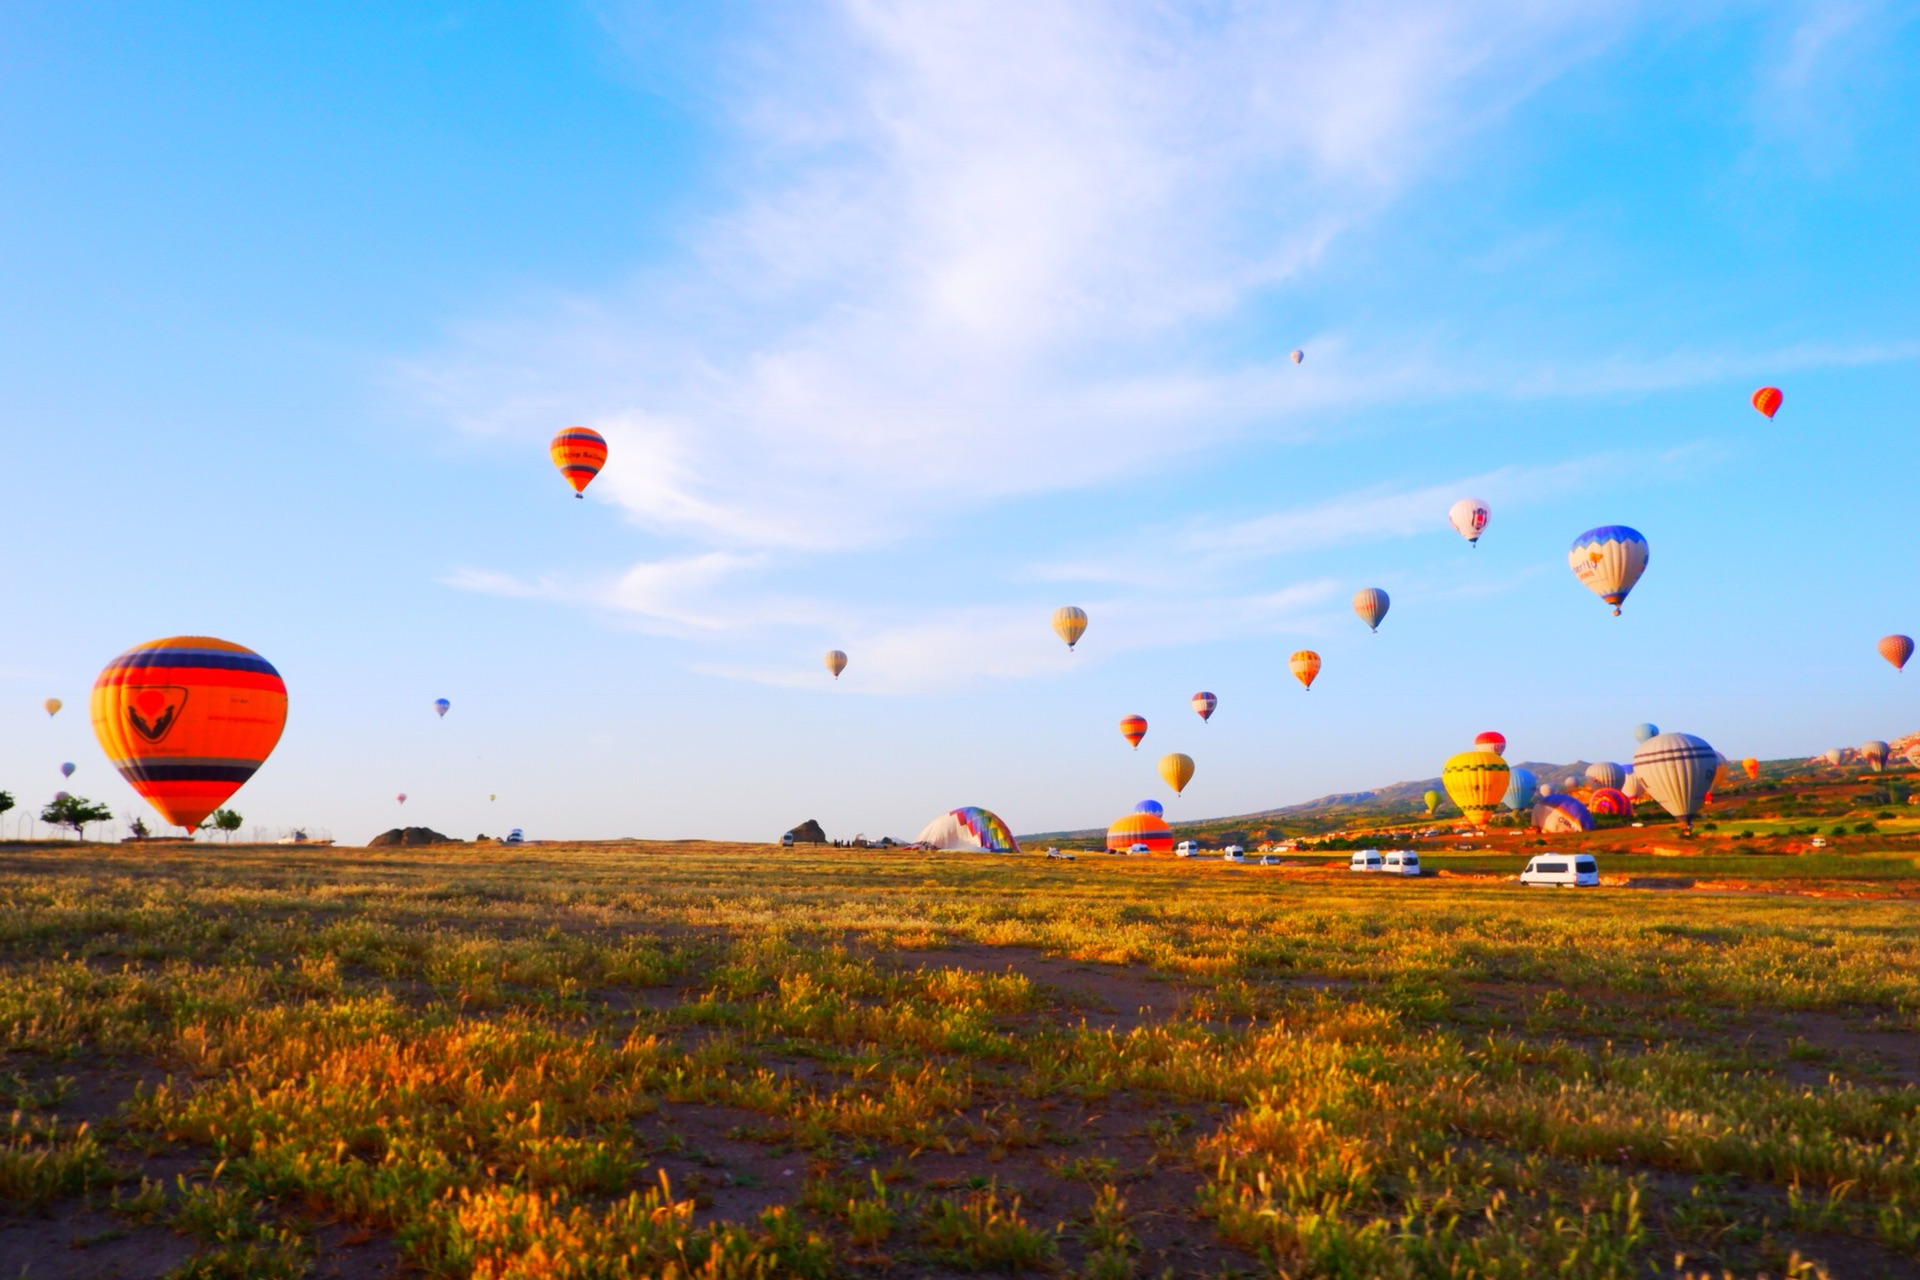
1222,846 -> 1245,863
1349,850 -> 1383,872
1174,840 -> 1202,858
1520,853 -> 1599,887
1257,854 -> 1282,866
1382,850 -> 1420,876
1127,842 -> 1151,856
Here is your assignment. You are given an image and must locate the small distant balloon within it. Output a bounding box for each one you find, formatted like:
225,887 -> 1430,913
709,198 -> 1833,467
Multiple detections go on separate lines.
1352,588 -> 1389,633
1474,731 -> 1506,757
43,698 -> 61,717
1586,761 -> 1625,791
1823,748 -> 1843,767
433,698 -> 450,717
1053,606 -> 1088,651
1119,715 -> 1147,751
59,762 -> 75,778
1569,526 -> 1649,616
824,650 -> 848,680
1191,692 -> 1216,723
1289,650 -> 1321,691
550,426 -> 608,497
1633,722 -> 1659,743
1449,498 -> 1490,547
1861,741 -> 1890,773
397,793 -> 408,804
1880,635 -> 1914,671
53,791 -> 69,803
1158,752 -> 1195,795
1290,349 -> 1304,365
1742,757 -> 1759,780
1751,387 -> 1783,419
1423,789 -> 1440,815
489,793 -> 497,802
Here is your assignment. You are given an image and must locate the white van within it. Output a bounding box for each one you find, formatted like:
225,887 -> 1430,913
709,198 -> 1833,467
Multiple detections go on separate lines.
1520,853 -> 1599,887
1127,842 -> 1151,856
1174,841 -> 1201,858
1348,850 -> 1383,872
1381,850 -> 1420,877
1222,846 -> 1245,863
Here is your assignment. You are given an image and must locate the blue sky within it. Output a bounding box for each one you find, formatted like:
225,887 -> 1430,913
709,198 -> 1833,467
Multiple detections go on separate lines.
3,1 -> 1917,843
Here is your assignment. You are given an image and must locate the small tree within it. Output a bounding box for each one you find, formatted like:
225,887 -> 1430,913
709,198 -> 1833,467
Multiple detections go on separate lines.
42,794 -> 114,841
127,814 -> 150,839
0,791 -> 13,820
207,809 -> 244,841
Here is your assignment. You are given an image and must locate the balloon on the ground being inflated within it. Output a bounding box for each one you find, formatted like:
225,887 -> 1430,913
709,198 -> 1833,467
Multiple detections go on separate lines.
91,636 -> 288,833
824,650 -> 848,679
1752,387 -> 1783,419
1633,722 -> 1659,744
1880,635 -> 1913,671
550,426 -> 608,497
1442,750 -> 1510,826
916,807 -> 1019,853
1632,732 -> 1718,832
1119,715 -> 1147,750
1352,589 -> 1389,632
43,698 -> 61,717
1449,498 -> 1491,546
1622,773 -> 1648,800
1053,606 -> 1088,651
433,698 -> 450,717
1534,793 -> 1594,834
1289,651 -> 1321,691
1159,752 -> 1195,795
1191,692 -> 1216,723
1474,731 -> 1506,757
1589,787 -> 1630,817
1106,811 -> 1173,854
1861,741 -> 1890,772
1502,767 -> 1538,812
1132,799 -> 1164,816
1824,748 -> 1844,767
1585,761 -> 1625,791
1569,526 -> 1649,615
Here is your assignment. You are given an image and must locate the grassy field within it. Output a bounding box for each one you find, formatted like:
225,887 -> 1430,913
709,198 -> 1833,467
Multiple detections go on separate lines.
3,840 -> 1919,1279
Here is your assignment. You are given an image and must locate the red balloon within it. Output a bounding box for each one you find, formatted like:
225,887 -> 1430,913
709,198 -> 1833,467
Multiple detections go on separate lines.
1751,387 -> 1783,419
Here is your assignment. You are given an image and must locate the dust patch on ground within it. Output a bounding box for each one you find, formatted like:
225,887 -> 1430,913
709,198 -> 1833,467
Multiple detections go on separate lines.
0,1207 -> 198,1280
879,944 -> 1192,1033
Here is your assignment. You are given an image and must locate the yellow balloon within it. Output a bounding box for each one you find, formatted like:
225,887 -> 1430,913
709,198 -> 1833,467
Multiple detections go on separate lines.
1158,752 -> 1194,795
824,649 -> 848,679
1442,750 -> 1510,826
1052,606 -> 1088,651
43,698 -> 62,716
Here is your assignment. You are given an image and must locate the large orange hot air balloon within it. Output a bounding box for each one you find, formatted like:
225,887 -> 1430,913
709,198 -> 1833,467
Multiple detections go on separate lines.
1119,715 -> 1147,750
550,427 -> 608,497
91,637 -> 287,833
1751,387 -> 1782,419
1879,635 -> 1913,671
1289,650 -> 1321,691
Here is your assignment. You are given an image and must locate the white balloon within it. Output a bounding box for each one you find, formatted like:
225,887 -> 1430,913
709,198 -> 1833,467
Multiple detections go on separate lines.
1449,498 -> 1491,546
1632,733 -> 1717,831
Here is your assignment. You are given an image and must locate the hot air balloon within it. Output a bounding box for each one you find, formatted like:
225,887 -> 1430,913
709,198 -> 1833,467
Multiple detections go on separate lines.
1588,787 -> 1631,817
1289,651 -> 1321,691
1632,733 -> 1717,833
53,791 -> 69,803
917,807 -> 1020,853
1633,722 -> 1659,744
1159,753 -> 1194,795
1442,750 -> 1510,826
433,698 -> 450,718
1191,692 -> 1216,723
1569,526 -> 1649,616
1449,498 -> 1490,547
1563,777 -> 1578,791
1119,715 -> 1148,750
1742,757 -> 1759,781
1351,588 -> 1389,633
91,637 -> 288,833
1502,767 -> 1538,811
489,793 -> 497,802
59,762 -> 75,779
1538,780 -> 1554,797
1423,789 -> 1440,815
1474,731 -> 1507,757
550,427 -> 608,497
1585,761 -> 1625,791
1751,387 -> 1783,419
824,650 -> 848,679
1290,349 -> 1304,365
1823,748 -> 1844,767
1106,811 -> 1173,854
397,793 -> 407,804
1880,635 -> 1914,671
1132,799 -> 1164,816
43,698 -> 61,717
1861,740 -> 1890,773
1623,773 -> 1648,800
1533,794 -> 1594,834
1053,606 -> 1088,651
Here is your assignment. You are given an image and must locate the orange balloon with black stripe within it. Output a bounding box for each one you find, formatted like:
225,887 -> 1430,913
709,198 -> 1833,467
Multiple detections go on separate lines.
90,637 -> 288,832
1119,715 -> 1147,750
550,426 -> 608,497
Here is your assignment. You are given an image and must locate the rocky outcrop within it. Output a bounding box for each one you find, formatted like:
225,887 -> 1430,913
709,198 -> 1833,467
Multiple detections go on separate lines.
783,819 -> 827,844
368,827 -> 458,847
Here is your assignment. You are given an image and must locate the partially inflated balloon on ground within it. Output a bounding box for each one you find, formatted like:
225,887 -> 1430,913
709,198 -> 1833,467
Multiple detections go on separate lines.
824,650 -> 847,679
1442,750 -> 1509,826
917,807 -> 1019,852
91,637 -> 287,833
1586,761 -> 1625,791
1159,753 -> 1194,795
1569,526 -> 1649,615
1352,588 -> 1389,632
43,698 -> 61,716
1752,387 -> 1783,419
1106,811 -> 1172,853
1449,498 -> 1490,546
1880,635 -> 1913,671
1191,692 -> 1216,722
1589,787 -> 1630,817
1632,733 -> 1717,833
550,427 -> 607,497
1119,715 -> 1147,750
1534,794 -> 1594,834
1502,767 -> 1538,811
1633,722 -> 1659,743
1053,606 -> 1088,651
1861,741 -> 1890,772
1824,748 -> 1843,767
1289,651 -> 1321,691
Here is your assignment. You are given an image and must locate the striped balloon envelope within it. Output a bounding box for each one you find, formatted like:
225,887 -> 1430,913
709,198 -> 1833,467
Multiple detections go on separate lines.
1052,605 -> 1088,650
1352,588 -> 1389,632
1191,692 -> 1216,722
549,427 -> 608,497
1751,386 -> 1782,419
1106,811 -> 1173,853
1568,525 -> 1649,615
1119,715 -> 1147,750
1442,749 -> 1510,825
1588,786 -> 1631,817
1289,650 -> 1321,691
90,637 -> 287,833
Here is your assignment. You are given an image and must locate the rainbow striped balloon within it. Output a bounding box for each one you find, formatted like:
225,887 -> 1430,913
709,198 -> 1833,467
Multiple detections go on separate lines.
1191,691 -> 1216,722
550,427 -> 608,497
91,637 -> 287,833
